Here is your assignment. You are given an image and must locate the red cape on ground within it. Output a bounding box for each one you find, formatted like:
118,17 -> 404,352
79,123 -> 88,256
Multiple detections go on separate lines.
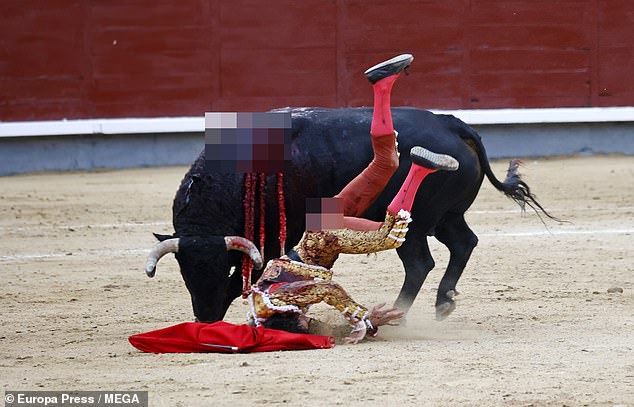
129,321 -> 335,353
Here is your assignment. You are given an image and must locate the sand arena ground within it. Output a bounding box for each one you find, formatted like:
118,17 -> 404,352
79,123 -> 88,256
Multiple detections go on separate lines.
1,155 -> 633,406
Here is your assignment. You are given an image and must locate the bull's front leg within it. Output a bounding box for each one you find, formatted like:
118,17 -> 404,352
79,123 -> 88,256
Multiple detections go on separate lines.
433,212 -> 478,321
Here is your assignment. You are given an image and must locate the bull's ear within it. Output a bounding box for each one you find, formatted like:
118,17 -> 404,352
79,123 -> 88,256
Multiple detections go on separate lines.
153,233 -> 174,242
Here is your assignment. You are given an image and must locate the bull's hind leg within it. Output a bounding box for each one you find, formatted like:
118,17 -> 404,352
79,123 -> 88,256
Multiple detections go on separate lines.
390,149 -> 459,316
433,212 -> 478,320
394,235 -> 436,313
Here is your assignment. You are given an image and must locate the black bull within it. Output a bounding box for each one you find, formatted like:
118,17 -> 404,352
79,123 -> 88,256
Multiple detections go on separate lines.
149,107 -> 551,322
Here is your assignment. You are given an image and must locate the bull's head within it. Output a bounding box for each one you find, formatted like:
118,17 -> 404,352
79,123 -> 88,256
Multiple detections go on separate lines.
145,235 -> 262,277
145,235 -> 262,322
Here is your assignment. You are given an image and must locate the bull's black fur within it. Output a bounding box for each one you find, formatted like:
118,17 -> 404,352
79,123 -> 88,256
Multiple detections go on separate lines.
155,107 -> 555,322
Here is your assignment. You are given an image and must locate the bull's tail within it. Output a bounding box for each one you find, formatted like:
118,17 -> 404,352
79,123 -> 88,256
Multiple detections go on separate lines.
459,124 -> 560,222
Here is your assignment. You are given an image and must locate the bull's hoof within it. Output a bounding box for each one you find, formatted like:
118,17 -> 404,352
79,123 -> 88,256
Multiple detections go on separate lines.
364,54 -> 414,84
447,289 -> 460,299
435,300 -> 456,321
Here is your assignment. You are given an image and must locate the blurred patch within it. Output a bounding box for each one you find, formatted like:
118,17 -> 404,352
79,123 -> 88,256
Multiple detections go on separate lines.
305,197 -> 344,231
204,112 -> 292,173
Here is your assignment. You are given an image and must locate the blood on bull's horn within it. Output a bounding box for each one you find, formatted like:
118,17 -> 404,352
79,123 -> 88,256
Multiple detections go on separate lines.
145,236 -> 263,278
224,236 -> 263,270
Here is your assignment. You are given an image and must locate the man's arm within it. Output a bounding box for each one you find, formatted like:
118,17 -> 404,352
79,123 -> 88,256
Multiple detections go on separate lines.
334,210 -> 412,255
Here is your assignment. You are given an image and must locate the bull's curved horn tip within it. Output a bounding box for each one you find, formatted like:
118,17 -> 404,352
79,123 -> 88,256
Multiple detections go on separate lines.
144,238 -> 179,278
146,265 -> 156,278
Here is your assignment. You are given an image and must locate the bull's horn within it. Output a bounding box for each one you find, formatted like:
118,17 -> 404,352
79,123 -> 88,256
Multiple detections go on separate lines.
145,238 -> 179,278
225,236 -> 263,270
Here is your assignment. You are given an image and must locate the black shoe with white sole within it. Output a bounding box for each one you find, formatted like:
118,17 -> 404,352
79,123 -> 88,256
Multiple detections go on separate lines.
410,146 -> 459,171
364,54 -> 414,84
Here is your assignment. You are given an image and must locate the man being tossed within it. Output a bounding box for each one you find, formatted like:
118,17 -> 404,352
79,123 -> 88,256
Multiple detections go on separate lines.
248,54 -> 459,343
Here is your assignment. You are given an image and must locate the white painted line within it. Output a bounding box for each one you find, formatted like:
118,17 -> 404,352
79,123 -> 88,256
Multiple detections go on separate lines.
479,228 -> 634,237
0,248 -> 148,262
2,107 -> 634,137
2,207 -> 633,233
0,221 -> 171,233
469,206 -> 634,215
64,221 -> 171,230
1,228 -> 631,263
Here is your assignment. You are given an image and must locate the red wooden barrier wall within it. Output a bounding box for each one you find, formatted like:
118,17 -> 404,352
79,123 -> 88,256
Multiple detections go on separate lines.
1,0 -> 633,121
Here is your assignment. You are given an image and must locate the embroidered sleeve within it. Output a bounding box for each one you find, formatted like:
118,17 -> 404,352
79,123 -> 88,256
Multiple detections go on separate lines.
329,210 -> 411,254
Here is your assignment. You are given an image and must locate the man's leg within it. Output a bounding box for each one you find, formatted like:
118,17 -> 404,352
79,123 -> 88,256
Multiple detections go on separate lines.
339,147 -> 460,232
387,146 -> 459,215
313,147 -> 459,256
336,54 -> 414,217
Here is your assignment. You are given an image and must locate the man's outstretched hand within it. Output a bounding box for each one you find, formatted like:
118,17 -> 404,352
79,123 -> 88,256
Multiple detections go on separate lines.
369,303 -> 405,329
343,304 -> 405,344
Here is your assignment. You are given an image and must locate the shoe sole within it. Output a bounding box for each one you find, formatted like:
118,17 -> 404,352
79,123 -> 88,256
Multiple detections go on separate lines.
410,146 -> 459,171
364,54 -> 414,75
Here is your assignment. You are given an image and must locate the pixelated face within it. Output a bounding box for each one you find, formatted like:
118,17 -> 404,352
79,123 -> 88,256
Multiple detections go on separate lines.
305,197 -> 344,231
204,112 -> 292,173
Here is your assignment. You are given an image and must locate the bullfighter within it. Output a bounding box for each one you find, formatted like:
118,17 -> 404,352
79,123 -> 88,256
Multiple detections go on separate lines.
248,54 -> 459,343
